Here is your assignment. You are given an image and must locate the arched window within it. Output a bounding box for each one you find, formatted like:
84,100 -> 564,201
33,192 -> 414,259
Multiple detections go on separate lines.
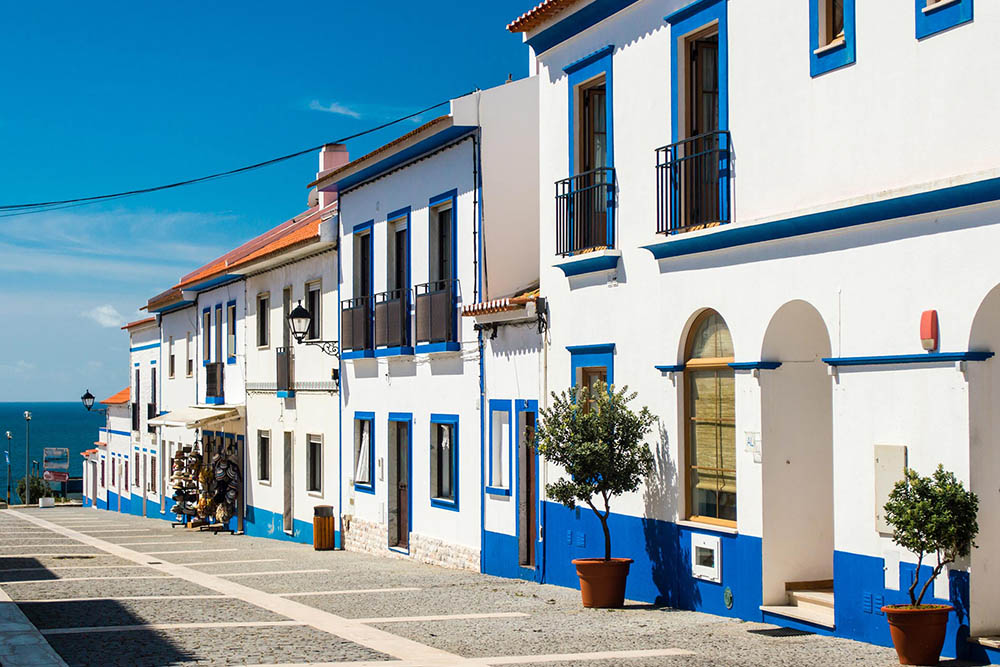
684,310 -> 736,526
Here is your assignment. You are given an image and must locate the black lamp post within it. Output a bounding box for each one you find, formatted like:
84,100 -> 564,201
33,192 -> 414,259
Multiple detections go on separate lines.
23,411 -> 30,506
286,301 -> 339,357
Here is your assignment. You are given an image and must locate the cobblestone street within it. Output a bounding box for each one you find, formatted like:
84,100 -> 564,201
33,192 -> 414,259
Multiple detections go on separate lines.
0,507 -> 970,666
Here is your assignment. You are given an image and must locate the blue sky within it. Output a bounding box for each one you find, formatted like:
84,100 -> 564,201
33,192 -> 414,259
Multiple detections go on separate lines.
0,1 -> 533,401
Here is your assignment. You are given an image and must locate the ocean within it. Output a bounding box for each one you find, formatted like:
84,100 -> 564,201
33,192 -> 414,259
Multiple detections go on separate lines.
0,402 -> 105,502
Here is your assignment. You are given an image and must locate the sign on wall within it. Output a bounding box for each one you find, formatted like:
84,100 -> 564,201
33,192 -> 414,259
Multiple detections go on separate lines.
43,448 -> 70,471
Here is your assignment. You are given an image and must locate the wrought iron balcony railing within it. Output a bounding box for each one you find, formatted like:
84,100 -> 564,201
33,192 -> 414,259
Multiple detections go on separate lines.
375,288 -> 411,349
555,167 -> 616,256
205,362 -> 224,401
656,130 -> 731,234
415,279 -> 458,344
276,346 -> 293,392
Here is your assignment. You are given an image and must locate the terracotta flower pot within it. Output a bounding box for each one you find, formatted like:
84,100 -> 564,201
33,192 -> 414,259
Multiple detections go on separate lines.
572,557 -> 633,608
882,604 -> 953,666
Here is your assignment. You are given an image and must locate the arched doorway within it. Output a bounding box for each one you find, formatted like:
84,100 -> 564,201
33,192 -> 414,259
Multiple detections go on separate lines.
759,300 -> 834,624
683,310 -> 737,527
968,285 -> 1000,636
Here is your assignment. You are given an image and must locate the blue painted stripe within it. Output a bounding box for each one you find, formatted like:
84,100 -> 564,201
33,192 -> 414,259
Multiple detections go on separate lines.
822,351 -> 994,367
276,390 -> 296,398
374,346 -> 414,358
555,252 -> 620,277
728,361 -> 781,370
106,429 -> 130,437
415,342 -> 461,354
343,349 -> 375,360
525,0 -> 640,55
130,343 -> 161,352
655,364 -> 685,374
566,343 -> 615,355
644,176 -> 1000,260
563,44 -> 614,74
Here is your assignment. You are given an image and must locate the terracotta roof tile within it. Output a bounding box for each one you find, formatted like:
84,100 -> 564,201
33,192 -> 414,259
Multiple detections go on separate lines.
508,0 -> 587,32
121,317 -> 155,331
101,387 -> 130,405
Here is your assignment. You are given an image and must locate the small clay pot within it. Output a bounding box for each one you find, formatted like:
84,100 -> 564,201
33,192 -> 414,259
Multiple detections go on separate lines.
882,604 -> 953,665
572,557 -> 633,608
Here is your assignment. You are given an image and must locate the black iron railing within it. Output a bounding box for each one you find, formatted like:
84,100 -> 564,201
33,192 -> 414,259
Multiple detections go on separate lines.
375,288 -> 411,349
656,130 -> 731,234
341,296 -> 373,352
205,362 -> 224,401
276,347 -> 293,392
415,279 -> 458,344
555,167 -> 616,256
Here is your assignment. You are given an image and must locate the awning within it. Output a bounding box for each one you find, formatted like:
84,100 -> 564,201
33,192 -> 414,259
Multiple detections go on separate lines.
148,405 -> 243,430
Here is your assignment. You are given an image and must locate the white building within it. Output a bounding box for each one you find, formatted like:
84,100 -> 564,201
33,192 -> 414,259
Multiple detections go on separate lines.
314,80 -> 539,569
83,387 -> 130,511
122,317 -> 160,517
508,0 -> 1000,661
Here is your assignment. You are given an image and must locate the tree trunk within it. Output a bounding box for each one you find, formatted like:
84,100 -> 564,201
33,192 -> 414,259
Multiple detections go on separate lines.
599,513 -> 611,560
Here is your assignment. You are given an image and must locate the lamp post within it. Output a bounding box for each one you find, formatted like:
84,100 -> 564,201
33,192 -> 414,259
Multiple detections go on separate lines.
4,431 -> 10,506
23,411 -> 31,506
286,301 -> 339,357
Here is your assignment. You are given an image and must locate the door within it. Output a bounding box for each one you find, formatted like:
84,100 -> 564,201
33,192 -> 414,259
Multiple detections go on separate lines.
142,453 -> 148,517
518,404 -> 538,569
282,287 -> 292,349
283,432 -> 293,533
578,80 -> 608,249
396,421 -> 409,549
91,461 -> 97,509
685,33 -> 720,227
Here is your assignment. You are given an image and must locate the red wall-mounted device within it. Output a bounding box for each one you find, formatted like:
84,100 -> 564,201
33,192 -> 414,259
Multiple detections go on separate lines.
920,310 -> 939,351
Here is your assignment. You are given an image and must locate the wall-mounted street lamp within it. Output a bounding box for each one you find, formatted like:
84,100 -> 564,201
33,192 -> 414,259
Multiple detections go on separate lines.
286,301 -> 339,358
80,389 -> 108,415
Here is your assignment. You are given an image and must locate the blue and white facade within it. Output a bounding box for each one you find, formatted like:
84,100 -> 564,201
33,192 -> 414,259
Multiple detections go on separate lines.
511,0 -> 1000,660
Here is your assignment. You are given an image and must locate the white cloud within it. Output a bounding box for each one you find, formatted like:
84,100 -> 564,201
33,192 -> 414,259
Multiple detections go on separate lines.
82,304 -> 124,328
308,99 -> 362,119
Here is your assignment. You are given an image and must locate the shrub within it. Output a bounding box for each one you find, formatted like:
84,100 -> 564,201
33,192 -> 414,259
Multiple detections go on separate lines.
17,475 -> 53,504
535,382 -> 655,560
883,465 -> 978,606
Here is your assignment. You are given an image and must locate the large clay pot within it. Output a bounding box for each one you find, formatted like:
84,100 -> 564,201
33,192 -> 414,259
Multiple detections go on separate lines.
572,558 -> 633,608
882,604 -> 953,666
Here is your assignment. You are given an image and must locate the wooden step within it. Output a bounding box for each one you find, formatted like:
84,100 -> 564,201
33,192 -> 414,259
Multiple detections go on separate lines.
788,589 -> 834,609
760,604 -> 835,629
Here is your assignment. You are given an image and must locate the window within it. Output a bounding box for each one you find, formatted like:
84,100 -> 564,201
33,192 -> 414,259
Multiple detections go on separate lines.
354,229 -> 373,298
150,455 -> 157,494
202,310 -> 211,361
387,215 -> 409,292
101,460 -> 105,487
579,78 -> 607,173
134,452 -> 140,486
215,305 -> 223,363
257,294 -> 269,347
124,461 -> 128,490
430,414 -> 458,508
354,415 -> 374,491
580,367 -> 607,413
569,343 -> 614,412
306,283 -> 321,340
429,204 -> 454,283
684,310 -> 736,526
168,337 -> 175,378
809,0 -> 855,76
916,0 -> 973,39
226,302 -> 236,361
186,332 -> 193,376
488,401 -> 511,494
258,431 -> 270,482
307,434 -> 322,493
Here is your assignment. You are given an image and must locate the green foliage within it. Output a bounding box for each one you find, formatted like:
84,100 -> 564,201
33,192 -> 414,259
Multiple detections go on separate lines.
883,465 -> 978,606
16,475 -> 53,503
535,382 -> 656,560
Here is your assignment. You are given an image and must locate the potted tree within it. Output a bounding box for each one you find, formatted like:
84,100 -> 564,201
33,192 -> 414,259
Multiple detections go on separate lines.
881,465 -> 978,666
536,381 -> 655,608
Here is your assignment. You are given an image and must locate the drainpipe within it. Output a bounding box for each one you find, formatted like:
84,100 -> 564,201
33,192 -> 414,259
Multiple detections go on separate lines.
336,193 -> 344,550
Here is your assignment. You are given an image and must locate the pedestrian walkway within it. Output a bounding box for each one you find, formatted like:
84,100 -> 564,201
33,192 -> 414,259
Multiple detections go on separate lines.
0,507 -> 935,666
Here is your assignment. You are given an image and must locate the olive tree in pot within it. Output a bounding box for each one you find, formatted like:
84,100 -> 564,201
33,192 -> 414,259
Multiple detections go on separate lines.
536,381 -> 655,608
881,465 -> 978,666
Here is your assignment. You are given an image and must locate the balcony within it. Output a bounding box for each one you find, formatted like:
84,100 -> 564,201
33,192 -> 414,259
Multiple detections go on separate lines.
374,288 -> 412,355
656,131 -> 731,235
146,403 -> 157,434
341,296 -> 374,359
276,346 -> 294,397
555,167 -> 616,256
131,403 -> 140,432
415,279 -> 459,353
205,362 -> 224,404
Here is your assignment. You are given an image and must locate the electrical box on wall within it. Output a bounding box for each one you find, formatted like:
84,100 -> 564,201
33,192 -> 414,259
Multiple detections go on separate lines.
874,444 -> 908,534
691,533 -> 722,583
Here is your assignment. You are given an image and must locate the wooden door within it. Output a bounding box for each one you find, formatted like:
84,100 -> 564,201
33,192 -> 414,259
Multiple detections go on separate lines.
283,432 -> 293,533
519,409 -> 537,568
396,422 -> 409,549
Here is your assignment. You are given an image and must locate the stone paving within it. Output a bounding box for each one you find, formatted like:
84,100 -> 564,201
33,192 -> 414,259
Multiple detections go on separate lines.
0,506 -> 980,666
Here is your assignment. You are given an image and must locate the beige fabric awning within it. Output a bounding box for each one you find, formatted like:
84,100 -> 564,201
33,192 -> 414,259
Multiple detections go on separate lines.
147,406 -> 243,430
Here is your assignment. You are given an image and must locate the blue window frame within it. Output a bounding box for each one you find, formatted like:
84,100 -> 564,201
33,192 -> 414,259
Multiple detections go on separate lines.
667,0 -> 729,142
568,343 -> 615,388
565,45 -> 614,176
353,412 -> 375,494
430,413 -> 459,511
487,399 -> 512,496
915,0 -> 972,39
808,0 -> 856,77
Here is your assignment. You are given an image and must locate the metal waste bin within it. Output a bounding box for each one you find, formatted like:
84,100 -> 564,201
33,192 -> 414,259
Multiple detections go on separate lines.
313,505 -> 336,551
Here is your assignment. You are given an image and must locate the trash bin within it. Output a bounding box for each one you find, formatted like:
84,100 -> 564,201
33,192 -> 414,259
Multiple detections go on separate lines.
313,505 -> 336,551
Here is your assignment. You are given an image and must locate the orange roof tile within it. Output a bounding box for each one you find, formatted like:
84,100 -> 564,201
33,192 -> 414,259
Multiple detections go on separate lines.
508,0 -> 586,32
121,317 -> 155,331
101,387 -> 130,405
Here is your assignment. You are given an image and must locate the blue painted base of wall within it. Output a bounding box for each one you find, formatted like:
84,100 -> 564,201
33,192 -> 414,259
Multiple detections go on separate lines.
761,610 -> 836,636
483,530 -> 541,582
82,497 -> 92,507
96,499 -> 107,510
245,504 -> 338,547
525,503 -> 985,661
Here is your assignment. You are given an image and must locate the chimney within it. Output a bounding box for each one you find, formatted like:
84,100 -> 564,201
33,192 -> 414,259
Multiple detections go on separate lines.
316,143 -> 349,209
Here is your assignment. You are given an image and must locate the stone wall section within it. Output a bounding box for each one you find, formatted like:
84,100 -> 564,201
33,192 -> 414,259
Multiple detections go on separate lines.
342,516 -> 479,571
